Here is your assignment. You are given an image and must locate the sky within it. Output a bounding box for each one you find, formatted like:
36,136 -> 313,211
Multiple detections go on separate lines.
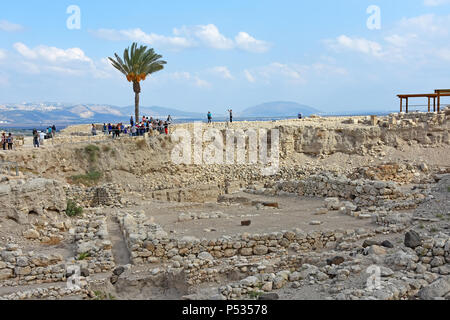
1,0 -> 450,113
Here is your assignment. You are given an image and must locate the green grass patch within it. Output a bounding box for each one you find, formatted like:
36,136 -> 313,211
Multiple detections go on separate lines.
66,199 -> 83,217
77,252 -> 91,260
84,144 -> 100,162
447,186 -> 450,192
248,290 -> 263,299
70,170 -> 102,186
93,291 -> 116,300
436,213 -> 444,219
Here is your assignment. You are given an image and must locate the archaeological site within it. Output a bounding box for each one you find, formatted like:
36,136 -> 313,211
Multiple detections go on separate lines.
0,110 -> 449,301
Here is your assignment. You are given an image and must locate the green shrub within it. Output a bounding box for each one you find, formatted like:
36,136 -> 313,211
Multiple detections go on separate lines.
93,291 -> 116,300
66,199 -> 83,217
248,290 -> 263,299
84,145 -> 100,162
78,252 -> 91,260
70,170 -> 102,186
102,145 -> 111,152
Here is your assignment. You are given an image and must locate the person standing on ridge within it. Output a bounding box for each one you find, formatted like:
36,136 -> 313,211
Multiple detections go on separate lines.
39,130 -> 45,146
7,133 -> 13,150
1,132 -> 7,150
33,129 -> 39,148
130,116 -> 134,127
207,111 -> 212,124
227,109 -> 233,123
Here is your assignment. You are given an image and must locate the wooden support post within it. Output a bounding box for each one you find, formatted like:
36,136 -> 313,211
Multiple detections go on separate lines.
400,98 -> 403,113
433,97 -> 436,112
428,97 -> 431,112
437,93 -> 441,113
406,97 -> 409,113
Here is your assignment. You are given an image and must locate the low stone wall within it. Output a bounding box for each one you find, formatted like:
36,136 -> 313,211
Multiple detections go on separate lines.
150,183 -> 222,203
116,212 -> 405,265
66,184 -> 122,208
413,234 -> 449,274
0,285 -> 90,300
72,214 -> 115,274
272,172 -> 425,209
0,244 -> 66,286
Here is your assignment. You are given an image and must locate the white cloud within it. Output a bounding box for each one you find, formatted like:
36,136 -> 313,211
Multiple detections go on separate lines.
209,66 -> 233,79
11,42 -> 112,78
0,20 -> 23,32
397,14 -> 449,36
244,70 -> 256,83
327,35 -> 383,57
94,24 -> 270,53
93,28 -> 193,50
244,62 -> 304,84
14,42 -> 92,63
174,24 -> 234,50
384,34 -> 419,48
244,61 -> 347,84
0,49 -> 6,60
170,71 -> 211,88
235,32 -> 270,53
424,0 -> 450,6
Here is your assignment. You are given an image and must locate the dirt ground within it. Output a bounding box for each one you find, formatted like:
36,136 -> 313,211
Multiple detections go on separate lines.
115,192 -> 381,240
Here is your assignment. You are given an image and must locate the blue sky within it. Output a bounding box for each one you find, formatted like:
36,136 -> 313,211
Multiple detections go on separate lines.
1,0 -> 450,113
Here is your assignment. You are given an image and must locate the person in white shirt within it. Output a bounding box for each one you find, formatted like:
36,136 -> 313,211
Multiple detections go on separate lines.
39,131 -> 45,146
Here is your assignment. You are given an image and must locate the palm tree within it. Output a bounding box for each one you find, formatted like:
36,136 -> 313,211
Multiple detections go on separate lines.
109,43 -> 167,122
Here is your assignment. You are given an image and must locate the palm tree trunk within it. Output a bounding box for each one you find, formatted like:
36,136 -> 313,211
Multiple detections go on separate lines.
135,92 -> 139,123
133,81 -> 141,122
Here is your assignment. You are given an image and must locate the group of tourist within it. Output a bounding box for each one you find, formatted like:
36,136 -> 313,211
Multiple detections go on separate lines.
94,115 -> 173,138
1,132 -> 14,150
32,125 -> 56,148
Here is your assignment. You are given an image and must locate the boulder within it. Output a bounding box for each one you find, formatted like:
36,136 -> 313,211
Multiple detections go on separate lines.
418,277 -> 450,300
23,229 -> 40,240
259,293 -> 279,300
253,245 -> 269,256
381,240 -> 394,248
327,256 -> 345,266
404,230 -> 421,249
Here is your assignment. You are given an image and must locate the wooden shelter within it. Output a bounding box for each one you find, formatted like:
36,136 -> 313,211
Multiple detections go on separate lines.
397,89 -> 450,113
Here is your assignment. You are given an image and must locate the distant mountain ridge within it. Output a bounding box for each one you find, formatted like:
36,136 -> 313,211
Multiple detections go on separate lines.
240,101 -> 319,117
0,102 -> 204,126
0,101 -> 320,127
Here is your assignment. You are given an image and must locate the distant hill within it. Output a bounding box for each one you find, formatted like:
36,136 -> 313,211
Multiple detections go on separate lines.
0,102 -> 203,127
240,101 -> 319,117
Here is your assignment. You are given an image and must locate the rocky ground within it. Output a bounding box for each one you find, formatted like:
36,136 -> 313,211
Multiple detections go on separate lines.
0,110 -> 449,300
